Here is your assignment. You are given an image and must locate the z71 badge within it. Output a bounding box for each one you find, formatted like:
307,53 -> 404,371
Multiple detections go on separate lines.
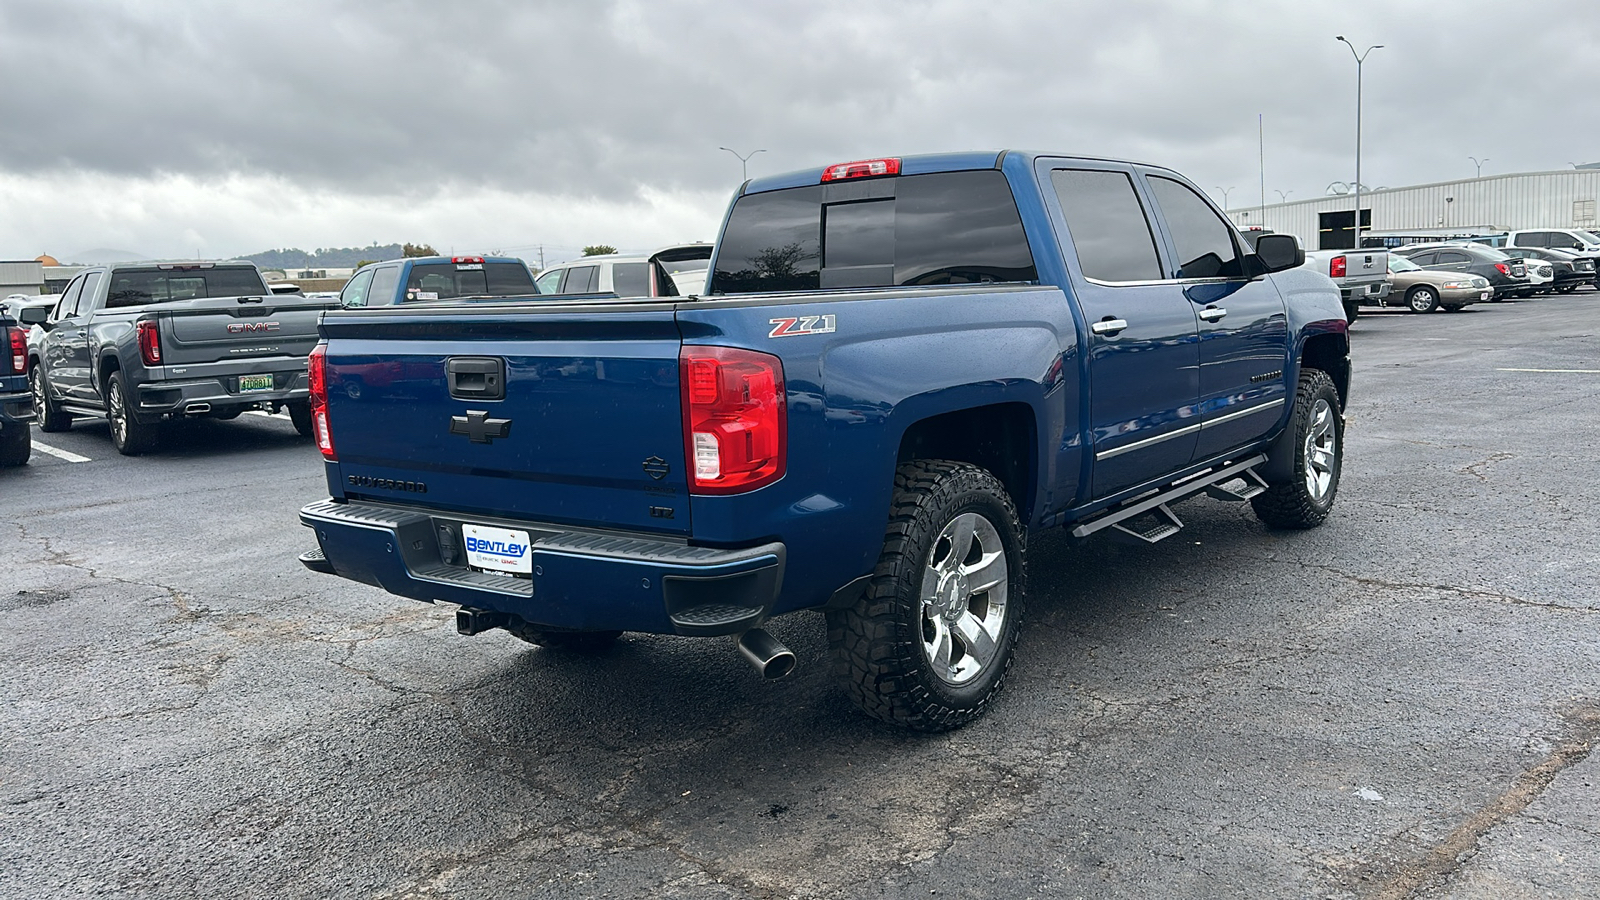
768,314 -> 836,338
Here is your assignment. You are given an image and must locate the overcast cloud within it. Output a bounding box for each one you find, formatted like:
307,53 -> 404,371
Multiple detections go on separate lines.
2,0 -> 1597,264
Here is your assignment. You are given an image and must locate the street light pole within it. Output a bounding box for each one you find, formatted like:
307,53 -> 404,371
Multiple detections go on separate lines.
1469,156 -> 1490,178
1275,190 -> 1293,203
1337,36 -> 1383,249
719,147 -> 766,182
1215,186 -> 1236,209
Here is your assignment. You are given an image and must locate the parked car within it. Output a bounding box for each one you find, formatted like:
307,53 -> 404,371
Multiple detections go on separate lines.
536,244 -> 714,298
1,305 -> 35,466
1499,247 -> 1594,293
2,293 -> 60,325
1393,244 -> 1528,299
341,256 -> 541,308
297,151 -> 1349,731
29,261 -> 337,454
1385,255 -> 1490,312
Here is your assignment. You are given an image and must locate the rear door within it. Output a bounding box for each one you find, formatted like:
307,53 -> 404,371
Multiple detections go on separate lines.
321,303 -> 691,534
1140,171 -> 1288,461
1040,161 -> 1200,499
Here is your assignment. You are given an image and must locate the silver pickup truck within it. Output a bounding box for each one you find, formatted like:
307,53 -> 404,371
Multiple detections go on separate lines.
29,261 -> 336,454
1302,248 -> 1390,321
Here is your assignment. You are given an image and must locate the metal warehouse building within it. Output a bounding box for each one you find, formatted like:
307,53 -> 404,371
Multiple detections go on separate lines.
1225,169 -> 1600,250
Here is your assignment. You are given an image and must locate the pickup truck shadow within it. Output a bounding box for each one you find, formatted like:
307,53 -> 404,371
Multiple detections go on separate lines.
67,414 -> 311,459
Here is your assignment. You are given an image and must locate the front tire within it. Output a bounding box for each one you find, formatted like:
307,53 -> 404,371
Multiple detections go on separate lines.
1252,370 -> 1343,529
31,365 -> 71,433
1406,286 -> 1439,313
107,371 -> 160,456
0,424 -> 28,467
827,460 -> 1025,732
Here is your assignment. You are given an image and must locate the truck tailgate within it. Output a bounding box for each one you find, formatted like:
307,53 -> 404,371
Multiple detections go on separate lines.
321,304 -> 690,534
160,296 -> 331,366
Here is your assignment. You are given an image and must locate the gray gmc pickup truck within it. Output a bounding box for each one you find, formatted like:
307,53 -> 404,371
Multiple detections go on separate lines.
30,261 -> 336,455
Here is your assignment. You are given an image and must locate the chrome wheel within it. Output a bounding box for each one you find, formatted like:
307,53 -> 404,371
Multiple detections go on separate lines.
30,367 -> 46,412
1303,398 -> 1336,502
919,511 -> 1008,686
1408,288 -> 1437,313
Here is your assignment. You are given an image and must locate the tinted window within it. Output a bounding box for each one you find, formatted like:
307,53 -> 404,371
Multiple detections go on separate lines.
611,262 -> 650,297
103,266 -> 267,309
535,269 -> 563,293
1147,176 -> 1243,278
368,266 -> 401,305
564,265 -> 599,293
710,171 -> 1037,294
1436,251 -> 1470,264
712,187 -> 822,293
1550,232 -> 1584,250
1515,232 -> 1548,248
1408,251 -> 1437,265
341,270 -> 375,307
403,262 -> 533,301
1050,169 -> 1163,282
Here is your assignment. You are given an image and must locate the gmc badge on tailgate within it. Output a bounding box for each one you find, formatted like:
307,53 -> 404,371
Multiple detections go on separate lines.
227,321 -> 280,333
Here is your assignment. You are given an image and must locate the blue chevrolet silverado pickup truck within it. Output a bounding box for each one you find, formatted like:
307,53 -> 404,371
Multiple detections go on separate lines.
299,151 -> 1349,730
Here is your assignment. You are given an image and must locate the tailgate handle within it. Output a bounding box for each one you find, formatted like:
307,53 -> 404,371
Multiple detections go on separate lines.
446,357 -> 505,400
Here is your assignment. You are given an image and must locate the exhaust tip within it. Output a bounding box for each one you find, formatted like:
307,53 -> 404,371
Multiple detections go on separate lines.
184,402 -> 211,415
736,627 -> 796,680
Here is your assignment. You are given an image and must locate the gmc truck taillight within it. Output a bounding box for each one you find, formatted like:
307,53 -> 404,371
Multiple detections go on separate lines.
6,327 -> 24,375
680,346 -> 786,494
308,343 -> 335,459
136,320 -> 162,366
1329,255 -> 1347,278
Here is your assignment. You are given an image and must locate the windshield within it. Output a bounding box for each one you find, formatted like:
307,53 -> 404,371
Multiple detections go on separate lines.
1388,256 -> 1421,272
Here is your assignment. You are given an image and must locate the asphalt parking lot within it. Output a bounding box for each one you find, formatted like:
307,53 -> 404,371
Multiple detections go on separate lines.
3,292 -> 1599,900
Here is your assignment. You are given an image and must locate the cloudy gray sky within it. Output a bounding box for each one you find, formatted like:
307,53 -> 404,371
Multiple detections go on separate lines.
3,0 -> 1597,265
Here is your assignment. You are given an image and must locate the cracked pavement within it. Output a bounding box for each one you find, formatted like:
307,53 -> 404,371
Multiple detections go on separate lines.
3,293 -> 1600,898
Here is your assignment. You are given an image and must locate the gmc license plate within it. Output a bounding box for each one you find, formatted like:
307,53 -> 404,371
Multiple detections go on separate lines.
239,374 -> 274,393
463,523 -> 533,575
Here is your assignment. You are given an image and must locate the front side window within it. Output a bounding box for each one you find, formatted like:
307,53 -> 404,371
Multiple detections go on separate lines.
535,269 -> 563,293
1147,176 -> 1244,279
1549,232 -> 1584,250
341,269 -> 375,307
1436,251 -> 1470,264
55,276 -> 85,319
1050,168 -> 1163,283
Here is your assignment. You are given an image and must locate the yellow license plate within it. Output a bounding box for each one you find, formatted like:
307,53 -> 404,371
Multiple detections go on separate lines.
239,374 -> 274,392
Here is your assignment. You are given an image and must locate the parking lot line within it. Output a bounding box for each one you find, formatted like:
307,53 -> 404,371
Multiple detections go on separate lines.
31,442 -> 91,463
1495,368 -> 1600,374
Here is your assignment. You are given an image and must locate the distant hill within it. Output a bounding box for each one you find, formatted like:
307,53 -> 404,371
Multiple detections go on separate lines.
67,248 -> 147,264
244,244 -> 405,269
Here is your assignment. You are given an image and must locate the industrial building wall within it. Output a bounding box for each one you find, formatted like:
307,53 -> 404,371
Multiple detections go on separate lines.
0,260 -> 45,295
1227,170 -> 1600,250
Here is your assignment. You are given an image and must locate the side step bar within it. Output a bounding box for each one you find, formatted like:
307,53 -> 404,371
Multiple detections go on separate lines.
1070,455 -> 1268,543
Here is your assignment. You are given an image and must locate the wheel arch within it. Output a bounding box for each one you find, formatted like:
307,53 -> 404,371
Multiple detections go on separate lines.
894,401 -> 1038,521
1298,332 -> 1349,410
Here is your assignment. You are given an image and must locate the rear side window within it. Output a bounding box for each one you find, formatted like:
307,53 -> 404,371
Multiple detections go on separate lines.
611,262 -> 649,297
1050,169 -> 1163,283
403,262 -> 534,301
104,266 -> 267,309
1515,232 -> 1548,248
563,265 -> 599,293
1146,176 -> 1244,279
710,170 -> 1036,294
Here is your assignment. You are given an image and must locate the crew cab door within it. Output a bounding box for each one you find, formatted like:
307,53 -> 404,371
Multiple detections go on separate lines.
1139,171 -> 1288,461
1040,161 -> 1200,499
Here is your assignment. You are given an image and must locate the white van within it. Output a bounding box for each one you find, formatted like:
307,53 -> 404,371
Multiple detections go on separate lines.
535,244 -> 712,297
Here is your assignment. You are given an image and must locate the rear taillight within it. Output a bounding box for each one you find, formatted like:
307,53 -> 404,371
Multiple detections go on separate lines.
1329,255 -> 1347,278
308,343 -> 334,459
1494,262 -> 1510,276
680,346 -> 786,494
820,158 -> 901,182
136,320 -> 162,366
7,327 -> 24,375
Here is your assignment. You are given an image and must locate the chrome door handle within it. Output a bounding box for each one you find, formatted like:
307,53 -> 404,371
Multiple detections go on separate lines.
1198,306 -> 1227,322
1090,317 -> 1129,336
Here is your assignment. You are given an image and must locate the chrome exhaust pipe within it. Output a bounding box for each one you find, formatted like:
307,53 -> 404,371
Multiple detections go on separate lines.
736,628 -> 796,680
184,402 -> 211,415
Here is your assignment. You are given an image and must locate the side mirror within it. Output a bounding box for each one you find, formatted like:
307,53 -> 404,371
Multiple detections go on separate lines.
17,305 -> 49,326
1253,233 -> 1304,274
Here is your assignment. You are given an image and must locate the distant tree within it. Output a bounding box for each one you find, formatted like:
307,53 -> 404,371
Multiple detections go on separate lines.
354,260 -> 380,269
582,245 -> 617,257
402,243 -> 438,258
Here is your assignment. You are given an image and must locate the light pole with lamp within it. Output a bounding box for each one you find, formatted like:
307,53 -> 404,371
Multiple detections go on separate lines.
1336,36 -> 1383,249
719,147 -> 766,182
1469,156 -> 1490,178
1274,189 -> 1293,203
1214,186 -> 1236,209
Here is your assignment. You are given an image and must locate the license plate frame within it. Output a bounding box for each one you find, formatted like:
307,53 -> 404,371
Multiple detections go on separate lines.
239,374 -> 274,393
462,523 -> 533,575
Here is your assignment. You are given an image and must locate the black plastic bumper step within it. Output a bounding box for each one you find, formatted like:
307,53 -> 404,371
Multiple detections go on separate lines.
298,547 -> 336,575
669,603 -> 764,635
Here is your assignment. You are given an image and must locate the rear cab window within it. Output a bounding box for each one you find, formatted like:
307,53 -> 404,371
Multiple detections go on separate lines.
710,170 -> 1037,294
103,266 -> 268,309
402,261 -> 535,302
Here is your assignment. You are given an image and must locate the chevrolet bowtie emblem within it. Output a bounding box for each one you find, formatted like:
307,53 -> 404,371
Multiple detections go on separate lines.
449,410 -> 512,444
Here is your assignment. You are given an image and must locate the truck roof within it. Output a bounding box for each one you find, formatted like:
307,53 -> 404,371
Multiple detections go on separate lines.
741,150 -> 1177,195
